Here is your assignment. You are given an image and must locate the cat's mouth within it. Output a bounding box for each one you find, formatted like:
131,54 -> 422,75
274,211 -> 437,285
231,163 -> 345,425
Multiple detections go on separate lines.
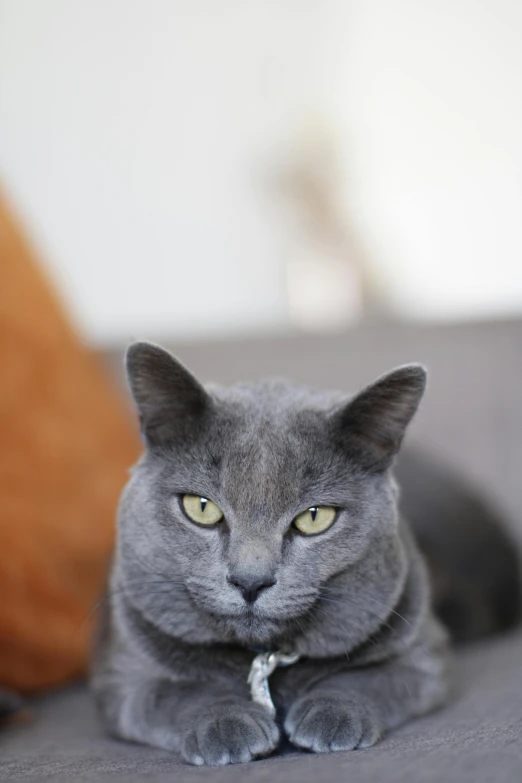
181,579 -> 317,645
201,600 -> 310,646
212,603 -> 303,624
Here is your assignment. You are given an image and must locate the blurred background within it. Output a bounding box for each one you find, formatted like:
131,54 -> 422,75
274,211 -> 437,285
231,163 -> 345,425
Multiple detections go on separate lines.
1,0 -> 522,344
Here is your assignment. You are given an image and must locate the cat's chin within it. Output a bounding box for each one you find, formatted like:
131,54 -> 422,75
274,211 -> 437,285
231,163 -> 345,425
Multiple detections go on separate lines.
231,620 -> 287,647
208,608 -> 291,647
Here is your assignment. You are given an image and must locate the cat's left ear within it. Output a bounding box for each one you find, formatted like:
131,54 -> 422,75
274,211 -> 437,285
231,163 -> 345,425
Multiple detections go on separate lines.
331,364 -> 427,471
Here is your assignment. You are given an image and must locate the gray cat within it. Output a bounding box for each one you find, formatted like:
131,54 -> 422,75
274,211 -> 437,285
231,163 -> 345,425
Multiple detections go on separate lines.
91,342 -> 519,766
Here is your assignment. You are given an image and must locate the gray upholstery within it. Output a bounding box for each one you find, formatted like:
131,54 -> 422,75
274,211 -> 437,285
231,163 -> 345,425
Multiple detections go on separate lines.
2,629 -> 522,782
2,319 -> 521,781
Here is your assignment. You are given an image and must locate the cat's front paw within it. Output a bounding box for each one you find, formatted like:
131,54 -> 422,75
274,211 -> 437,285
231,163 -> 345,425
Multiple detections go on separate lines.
285,693 -> 382,753
181,700 -> 280,766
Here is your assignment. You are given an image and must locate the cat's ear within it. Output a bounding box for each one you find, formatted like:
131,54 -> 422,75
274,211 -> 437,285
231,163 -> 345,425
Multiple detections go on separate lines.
125,342 -> 211,446
332,364 -> 427,471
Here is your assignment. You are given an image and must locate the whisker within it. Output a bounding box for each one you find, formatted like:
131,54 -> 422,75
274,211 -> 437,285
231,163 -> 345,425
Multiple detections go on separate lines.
318,586 -> 414,629
314,592 -> 422,667
79,578 -> 187,630
318,584 -> 434,655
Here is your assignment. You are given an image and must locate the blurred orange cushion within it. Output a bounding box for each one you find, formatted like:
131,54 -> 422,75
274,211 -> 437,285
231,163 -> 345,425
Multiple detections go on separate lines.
0,192 -> 140,693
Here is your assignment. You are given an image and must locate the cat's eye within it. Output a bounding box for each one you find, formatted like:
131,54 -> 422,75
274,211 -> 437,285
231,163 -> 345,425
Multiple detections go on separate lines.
181,495 -> 224,526
293,506 -> 337,536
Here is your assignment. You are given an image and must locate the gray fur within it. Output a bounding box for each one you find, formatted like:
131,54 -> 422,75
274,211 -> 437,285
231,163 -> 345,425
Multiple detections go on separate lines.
91,342 -> 449,765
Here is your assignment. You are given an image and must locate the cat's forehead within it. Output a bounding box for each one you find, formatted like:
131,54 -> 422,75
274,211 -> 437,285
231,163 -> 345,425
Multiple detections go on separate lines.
207,379 -> 346,458
208,380 -> 341,456
209,378 -> 341,416
201,380 -> 345,514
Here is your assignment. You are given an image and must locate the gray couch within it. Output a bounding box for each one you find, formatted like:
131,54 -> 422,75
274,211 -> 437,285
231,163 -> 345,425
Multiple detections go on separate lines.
2,319 -> 521,782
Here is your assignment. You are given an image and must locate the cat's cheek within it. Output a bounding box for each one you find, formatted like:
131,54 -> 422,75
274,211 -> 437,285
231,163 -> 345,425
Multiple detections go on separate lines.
291,530 -> 366,581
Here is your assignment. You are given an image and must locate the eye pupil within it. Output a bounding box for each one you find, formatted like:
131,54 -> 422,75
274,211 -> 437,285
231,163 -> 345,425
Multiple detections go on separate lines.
293,505 -> 336,535
181,494 -> 223,526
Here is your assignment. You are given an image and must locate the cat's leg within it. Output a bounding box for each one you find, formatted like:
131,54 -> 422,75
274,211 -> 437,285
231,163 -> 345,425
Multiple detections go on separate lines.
285,622 -> 449,753
94,675 -> 280,766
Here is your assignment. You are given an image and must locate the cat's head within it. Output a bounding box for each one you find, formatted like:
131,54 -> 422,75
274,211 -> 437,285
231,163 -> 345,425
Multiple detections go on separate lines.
116,342 -> 426,655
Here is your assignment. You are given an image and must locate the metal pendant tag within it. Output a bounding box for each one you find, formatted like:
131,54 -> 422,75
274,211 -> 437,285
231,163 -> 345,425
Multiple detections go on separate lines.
247,650 -> 300,716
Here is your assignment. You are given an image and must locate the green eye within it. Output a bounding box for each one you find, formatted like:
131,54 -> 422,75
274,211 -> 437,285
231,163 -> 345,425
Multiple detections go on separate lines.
293,506 -> 337,536
182,495 -> 224,526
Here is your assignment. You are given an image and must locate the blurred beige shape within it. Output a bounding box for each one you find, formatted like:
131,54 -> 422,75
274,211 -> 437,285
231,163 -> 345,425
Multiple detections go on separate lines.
275,118 -> 381,331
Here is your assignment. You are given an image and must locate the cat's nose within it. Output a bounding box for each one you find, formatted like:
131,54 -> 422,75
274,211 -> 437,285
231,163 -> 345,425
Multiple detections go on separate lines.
227,575 -> 276,604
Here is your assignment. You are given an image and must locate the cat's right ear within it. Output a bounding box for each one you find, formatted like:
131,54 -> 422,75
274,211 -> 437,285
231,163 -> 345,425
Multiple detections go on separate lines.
125,342 -> 211,446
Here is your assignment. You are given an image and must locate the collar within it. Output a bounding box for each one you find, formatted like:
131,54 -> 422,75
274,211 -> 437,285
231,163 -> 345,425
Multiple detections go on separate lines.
247,649 -> 300,716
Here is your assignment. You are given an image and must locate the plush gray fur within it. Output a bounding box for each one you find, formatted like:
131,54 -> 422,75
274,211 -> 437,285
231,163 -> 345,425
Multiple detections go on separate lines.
91,342 -> 450,765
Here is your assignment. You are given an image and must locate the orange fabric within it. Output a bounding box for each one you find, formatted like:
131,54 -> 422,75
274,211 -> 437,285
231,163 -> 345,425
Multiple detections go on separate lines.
0,192 -> 140,692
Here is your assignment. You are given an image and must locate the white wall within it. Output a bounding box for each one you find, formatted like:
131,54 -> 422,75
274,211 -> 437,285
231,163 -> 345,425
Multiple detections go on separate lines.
329,0 -> 522,320
1,0 -> 521,343
0,0 -> 326,341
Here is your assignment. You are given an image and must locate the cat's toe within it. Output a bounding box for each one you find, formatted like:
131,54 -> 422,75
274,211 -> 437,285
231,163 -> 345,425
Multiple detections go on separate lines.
285,694 -> 382,753
181,702 -> 280,766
